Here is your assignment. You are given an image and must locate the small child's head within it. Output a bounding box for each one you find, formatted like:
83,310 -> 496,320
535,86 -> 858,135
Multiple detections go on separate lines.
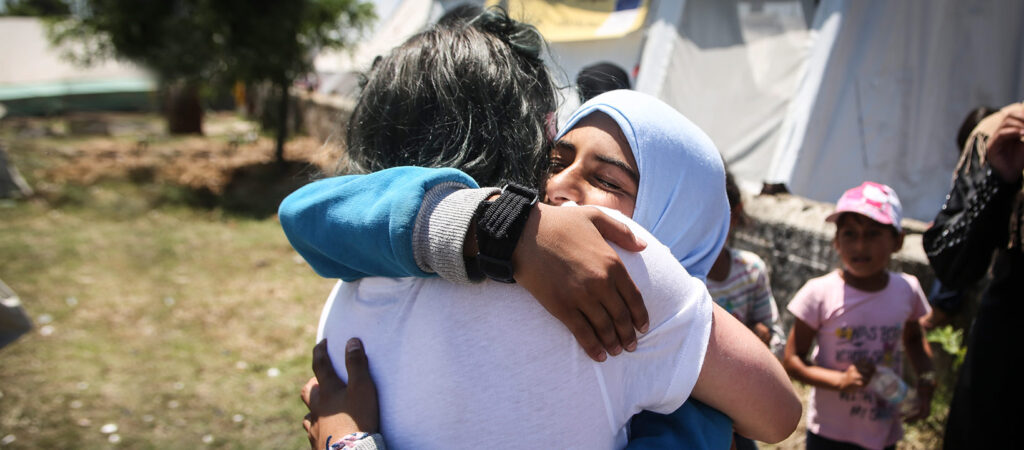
576,62 -> 631,103
825,182 -> 904,280
724,168 -> 750,233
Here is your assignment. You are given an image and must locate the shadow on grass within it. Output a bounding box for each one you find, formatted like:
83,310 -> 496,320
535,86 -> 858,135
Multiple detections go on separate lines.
36,161 -> 321,219
188,161 -> 321,218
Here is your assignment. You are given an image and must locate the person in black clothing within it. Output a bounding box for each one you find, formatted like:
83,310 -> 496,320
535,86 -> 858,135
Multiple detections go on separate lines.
923,102 -> 1024,449
920,106 -> 997,330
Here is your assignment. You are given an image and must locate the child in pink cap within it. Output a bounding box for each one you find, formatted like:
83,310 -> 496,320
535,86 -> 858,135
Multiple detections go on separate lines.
783,182 -> 936,449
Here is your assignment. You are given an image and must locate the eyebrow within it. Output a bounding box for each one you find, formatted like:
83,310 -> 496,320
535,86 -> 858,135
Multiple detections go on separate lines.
553,139 -> 575,152
595,154 -> 639,183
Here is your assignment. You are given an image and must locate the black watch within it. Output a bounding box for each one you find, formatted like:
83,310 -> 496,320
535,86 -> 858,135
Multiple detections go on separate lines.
474,183 -> 539,283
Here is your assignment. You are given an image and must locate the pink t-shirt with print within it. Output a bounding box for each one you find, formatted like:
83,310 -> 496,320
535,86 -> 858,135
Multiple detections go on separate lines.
788,271 -> 929,449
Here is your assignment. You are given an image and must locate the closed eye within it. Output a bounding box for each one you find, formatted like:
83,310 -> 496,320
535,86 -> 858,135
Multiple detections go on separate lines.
594,155 -> 639,184
549,157 -> 568,173
595,177 -> 622,191
549,141 -> 574,174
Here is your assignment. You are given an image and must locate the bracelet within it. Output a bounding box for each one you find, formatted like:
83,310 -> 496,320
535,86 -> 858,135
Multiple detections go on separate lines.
327,432 -> 372,450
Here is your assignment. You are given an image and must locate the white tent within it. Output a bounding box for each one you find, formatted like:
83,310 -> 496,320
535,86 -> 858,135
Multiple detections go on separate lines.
639,0 -> 1024,220
313,0 -> 435,96
766,0 -> 1024,220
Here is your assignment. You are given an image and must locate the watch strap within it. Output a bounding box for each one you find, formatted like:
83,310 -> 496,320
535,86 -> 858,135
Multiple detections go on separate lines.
474,183 -> 538,283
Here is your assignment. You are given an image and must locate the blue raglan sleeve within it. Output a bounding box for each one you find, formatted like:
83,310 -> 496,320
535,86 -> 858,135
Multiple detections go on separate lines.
278,166 -> 478,281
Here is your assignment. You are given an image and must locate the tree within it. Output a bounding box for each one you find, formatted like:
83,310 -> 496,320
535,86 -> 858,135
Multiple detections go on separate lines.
2,0 -> 70,16
211,0 -> 375,162
49,0 -> 374,161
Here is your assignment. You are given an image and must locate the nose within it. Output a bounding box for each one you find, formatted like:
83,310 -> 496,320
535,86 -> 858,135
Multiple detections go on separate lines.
544,166 -> 584,206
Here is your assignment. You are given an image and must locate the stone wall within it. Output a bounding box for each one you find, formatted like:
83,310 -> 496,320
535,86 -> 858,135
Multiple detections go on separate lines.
293,90 -> 355,146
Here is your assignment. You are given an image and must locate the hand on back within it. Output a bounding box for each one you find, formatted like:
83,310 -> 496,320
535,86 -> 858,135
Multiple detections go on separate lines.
301,338 -> 379,450
512,202 -> 649,362
987,108 -> 1024,183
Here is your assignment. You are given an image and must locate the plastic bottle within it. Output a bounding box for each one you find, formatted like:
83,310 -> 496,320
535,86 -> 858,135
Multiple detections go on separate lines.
866,366 -> 909,405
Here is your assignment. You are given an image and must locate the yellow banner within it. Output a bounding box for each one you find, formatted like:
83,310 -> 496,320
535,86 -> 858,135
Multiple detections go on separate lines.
486,0 -> 649,42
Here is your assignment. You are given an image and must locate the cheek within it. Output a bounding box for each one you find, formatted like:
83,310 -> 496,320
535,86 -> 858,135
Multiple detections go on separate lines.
832,235 -> 847,250
585,190 -> 635,216
874,238 -> 898,254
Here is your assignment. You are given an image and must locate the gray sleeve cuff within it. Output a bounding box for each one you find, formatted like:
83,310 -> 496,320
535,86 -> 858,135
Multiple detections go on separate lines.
412,184 -> 501,284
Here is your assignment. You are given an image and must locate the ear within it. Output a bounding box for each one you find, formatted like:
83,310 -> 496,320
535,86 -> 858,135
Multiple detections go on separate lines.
894,230 -> 905,252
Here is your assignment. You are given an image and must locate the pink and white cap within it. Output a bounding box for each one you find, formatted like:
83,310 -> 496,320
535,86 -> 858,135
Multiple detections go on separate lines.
825,181 -> 903,232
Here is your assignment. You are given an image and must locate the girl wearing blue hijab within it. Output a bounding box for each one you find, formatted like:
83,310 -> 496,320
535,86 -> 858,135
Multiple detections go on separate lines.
286,90 -> 799,448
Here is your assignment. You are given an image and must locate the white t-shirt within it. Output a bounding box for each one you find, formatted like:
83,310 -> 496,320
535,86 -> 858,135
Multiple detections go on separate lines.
316,206 -> 713,449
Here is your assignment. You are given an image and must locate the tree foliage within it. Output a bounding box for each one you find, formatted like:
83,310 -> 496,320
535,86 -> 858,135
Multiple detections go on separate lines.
2,0 -> 70,17
51,0 -> 374,84
47,0 -> 375,138
212,0 -> 375,84
49,1 -> 221,81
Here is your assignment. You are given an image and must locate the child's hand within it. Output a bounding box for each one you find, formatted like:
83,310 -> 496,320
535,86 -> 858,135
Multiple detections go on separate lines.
301,338 -> 379,450
852,359 -> 876,385
837,360 -> 874,393
904,377 -> 936,423
986,107 -> 1024,183
836,365 -> 867,393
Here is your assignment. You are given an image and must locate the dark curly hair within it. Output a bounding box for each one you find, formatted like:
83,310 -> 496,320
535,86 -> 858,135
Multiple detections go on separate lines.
576,62 -> 630,103
341,7 -> 557,188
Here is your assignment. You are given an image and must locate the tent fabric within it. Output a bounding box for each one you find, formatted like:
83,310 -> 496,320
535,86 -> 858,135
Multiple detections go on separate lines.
635,0 -> 814,195
491,0 -> 649,42
312,0 -> 434,87
766,0 -> 1024,220
640,0 -> 1024,220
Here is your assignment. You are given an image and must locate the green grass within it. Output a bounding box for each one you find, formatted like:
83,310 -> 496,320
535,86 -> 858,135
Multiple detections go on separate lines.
0,116 -> 335,448
1,198 -> 336,448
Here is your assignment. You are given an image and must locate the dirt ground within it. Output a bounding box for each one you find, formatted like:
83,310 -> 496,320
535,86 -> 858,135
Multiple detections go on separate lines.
7,113 -> 340,191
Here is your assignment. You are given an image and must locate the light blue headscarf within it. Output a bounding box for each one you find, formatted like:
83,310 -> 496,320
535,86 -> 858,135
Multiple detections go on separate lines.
555,90 -> 730,280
